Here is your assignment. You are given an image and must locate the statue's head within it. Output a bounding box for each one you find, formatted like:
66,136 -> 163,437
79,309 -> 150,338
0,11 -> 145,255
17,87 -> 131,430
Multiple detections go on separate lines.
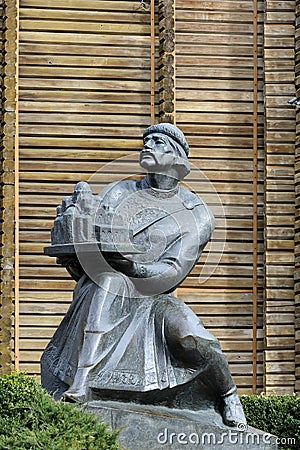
140,123 -> 190,180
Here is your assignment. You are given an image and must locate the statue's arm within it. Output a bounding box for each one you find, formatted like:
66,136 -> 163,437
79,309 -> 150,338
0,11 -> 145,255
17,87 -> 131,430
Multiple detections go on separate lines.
104,199 -> 215,286
131,237 -> 206,281
131,203 -> 215,280
56,256 -> 84,282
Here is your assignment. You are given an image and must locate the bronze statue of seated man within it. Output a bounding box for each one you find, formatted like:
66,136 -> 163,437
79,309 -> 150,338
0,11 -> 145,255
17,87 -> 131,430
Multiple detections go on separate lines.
41,123 -> 246,428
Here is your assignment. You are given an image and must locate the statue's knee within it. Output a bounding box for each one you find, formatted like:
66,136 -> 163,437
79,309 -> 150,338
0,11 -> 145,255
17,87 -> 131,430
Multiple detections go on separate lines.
179,335 -> 198,351
101,271 -> 124,282
98,271 -> 128,293
177,335 -> 222,363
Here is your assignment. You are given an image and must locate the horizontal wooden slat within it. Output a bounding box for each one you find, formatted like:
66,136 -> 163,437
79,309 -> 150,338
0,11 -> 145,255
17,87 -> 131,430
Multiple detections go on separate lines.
20,43 -> 151,57
20,20 -> 150,35
20,0 -> 150,12
20,55 -> 150,68
19,9 -> 150,24
176,22 -> 253,34
177,11 -> 253,22
19,66 -> 151,79
20,31 -> 151,45
176,1 -> 259,12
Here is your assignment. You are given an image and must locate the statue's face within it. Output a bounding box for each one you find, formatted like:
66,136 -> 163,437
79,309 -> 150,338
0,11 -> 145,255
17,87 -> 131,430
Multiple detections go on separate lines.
140,133 -> 177,171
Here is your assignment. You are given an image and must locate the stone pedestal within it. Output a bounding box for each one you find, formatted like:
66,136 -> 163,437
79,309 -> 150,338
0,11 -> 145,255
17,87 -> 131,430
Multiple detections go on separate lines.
85,400 -> 278,450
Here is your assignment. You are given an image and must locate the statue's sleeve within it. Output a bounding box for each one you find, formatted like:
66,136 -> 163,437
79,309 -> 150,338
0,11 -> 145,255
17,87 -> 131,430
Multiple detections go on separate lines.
131,203 -> 215,289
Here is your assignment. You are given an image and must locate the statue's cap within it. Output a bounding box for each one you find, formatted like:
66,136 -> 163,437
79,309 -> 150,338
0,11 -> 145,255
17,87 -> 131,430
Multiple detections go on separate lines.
143,123 -> 189,156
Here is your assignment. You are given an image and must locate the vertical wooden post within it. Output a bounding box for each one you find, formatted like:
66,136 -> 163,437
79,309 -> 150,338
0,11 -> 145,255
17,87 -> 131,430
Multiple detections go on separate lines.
150,0 -> 155,125
252,0 -> 258,394
0,0 -> 18,374
295,0 -> 300,393
158,0 -> 176,124
14,0 -> 20,371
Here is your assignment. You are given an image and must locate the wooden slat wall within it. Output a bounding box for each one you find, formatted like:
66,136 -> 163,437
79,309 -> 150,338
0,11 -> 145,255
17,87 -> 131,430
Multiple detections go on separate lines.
14,0 -> 298,394
175,0 -> 264,393
264,0 -> 296,394
18,0 -> 154,376
0,0 -> 17,375
295,0 -> 300,394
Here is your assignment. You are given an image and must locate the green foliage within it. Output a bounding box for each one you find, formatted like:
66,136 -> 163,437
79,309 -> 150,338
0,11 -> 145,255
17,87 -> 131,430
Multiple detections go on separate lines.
240,393 -> 300,450
3,373 -> 300,450
0,372 -> 120,450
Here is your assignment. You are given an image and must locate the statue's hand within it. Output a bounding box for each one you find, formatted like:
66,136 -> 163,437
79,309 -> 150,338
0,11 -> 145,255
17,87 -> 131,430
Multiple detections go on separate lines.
57,256 -> 84,281
105,255 -> 135,276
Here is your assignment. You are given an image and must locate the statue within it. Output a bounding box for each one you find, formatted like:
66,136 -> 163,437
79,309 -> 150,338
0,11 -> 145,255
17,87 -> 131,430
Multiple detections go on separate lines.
41,123 -> 246,429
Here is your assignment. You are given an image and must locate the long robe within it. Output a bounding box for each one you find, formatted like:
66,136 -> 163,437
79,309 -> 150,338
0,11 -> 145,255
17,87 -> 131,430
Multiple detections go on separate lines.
41,179 -> 216,396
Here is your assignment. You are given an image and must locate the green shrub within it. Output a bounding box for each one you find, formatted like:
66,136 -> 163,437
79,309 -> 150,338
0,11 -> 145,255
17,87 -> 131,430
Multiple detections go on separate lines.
0,372 -> 120,450
3,373 -> 299,450
241,393 -> 300,450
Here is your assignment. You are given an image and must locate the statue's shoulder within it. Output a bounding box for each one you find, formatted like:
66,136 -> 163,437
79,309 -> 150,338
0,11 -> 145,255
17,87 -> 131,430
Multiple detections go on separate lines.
178,187 -> 205,210
99,179 -> 137,205
179,187 -> 216,232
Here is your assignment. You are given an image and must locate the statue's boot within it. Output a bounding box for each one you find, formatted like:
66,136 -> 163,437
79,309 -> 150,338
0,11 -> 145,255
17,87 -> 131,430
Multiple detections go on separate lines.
179,335 -> 247,428
63,330 -> 103,402
221,387 -> 247,428
63,368 -> 89,402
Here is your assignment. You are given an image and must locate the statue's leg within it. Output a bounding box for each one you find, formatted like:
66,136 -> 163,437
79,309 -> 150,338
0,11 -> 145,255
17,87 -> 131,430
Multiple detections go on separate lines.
41,355 -> 69,400
165,302 -> 246,427
63,272 -> 131,402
